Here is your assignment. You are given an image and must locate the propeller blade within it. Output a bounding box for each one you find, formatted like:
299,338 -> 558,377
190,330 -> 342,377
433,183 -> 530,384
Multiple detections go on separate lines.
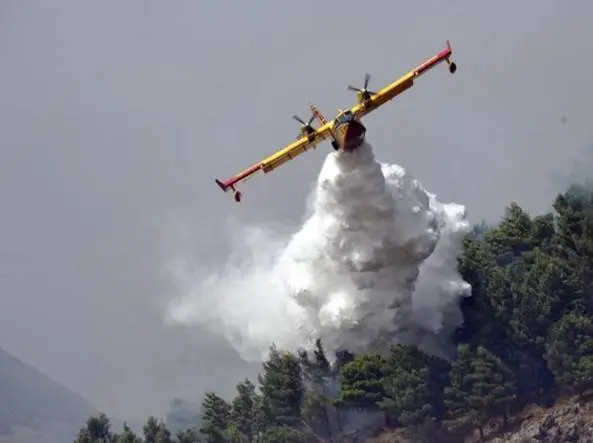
364,73 -> 370,89
292,114 -> 306,125
347,85 -> 361,92
307,115 -> 315,125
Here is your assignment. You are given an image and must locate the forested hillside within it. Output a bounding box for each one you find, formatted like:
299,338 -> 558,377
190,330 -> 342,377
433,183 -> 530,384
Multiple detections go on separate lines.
74,182 -> 593,442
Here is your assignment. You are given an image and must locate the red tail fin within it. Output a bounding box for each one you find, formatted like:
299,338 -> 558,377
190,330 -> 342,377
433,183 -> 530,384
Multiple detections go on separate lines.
215,178 -> 229,192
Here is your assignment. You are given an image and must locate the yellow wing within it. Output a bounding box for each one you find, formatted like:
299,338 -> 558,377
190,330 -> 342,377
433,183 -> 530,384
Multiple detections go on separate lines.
260,122 -> 333,172
350,72 -> 415,120
214,121 -> 334,200
349,40 -> 455,119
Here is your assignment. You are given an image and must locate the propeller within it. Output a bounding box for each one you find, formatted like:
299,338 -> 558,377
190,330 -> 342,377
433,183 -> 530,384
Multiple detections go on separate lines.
347,73 -> 376,101
292,113 -> 316,138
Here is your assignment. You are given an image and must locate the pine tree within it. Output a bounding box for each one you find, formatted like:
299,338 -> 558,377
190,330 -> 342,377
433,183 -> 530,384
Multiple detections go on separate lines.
116,423 -> 142,443
199,392 -> 231,443
258,345 -> 304,429
301,390 -> 332,440
456,234 -> 511,357
298,339 -> 335,439
444,344 -> 473,425
155,424 -> 172,443
75,413 -> 117,443
471,346 -> 517,428
445,345 -> 517,438
143,416 -> 158,443
338,354 -> 386,408
552,184 -> 593,312
546,310 -> 593,396
485,202 -> 537,266
379,344 -> 449,428
230,378 -> 260,441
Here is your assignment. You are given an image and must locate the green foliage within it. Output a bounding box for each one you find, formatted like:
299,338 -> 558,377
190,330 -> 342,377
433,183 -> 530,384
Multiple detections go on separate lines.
199,392 -> 231,442
258,345 -> 304,428
259,426 -> 306,442
379,344 -> 449,427
299,339 -> 332,386
444,345 -> 517,438
339,354 -> 387,408
74,413 -> 117,443
546,310 -> 593,395
74,181 -> 593,442
230,379 -> 261,441
300,390 -> 330,438
116,423 -> 142,443
298,340 -> 334,439
143,416 -> 173,443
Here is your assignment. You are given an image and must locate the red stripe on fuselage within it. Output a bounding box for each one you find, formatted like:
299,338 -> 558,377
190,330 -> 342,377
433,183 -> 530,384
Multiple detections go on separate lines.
414,46 -> 451,77
220,164 -> 261,189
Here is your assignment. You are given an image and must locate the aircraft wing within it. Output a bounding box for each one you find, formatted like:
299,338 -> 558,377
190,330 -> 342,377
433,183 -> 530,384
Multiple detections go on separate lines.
350,40 -> 455,120
215,122 -> 334,201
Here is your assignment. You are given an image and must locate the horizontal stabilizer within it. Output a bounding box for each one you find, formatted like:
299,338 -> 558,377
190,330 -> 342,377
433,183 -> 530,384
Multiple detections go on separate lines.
215,179 -> 229,192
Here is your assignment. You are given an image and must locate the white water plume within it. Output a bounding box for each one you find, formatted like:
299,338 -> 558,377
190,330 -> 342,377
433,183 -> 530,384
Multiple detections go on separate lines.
165,143 -> 471,361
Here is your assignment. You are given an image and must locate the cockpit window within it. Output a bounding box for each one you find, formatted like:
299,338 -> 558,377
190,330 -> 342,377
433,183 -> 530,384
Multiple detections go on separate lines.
336,112 -> 354,124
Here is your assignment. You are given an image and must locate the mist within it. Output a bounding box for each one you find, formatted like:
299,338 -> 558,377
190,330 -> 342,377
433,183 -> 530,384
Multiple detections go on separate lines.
167,143 -> 471,360
1,0 -> 593,422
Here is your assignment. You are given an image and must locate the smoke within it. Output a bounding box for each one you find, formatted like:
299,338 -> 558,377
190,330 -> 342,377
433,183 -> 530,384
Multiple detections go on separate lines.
165,143 -> 471,361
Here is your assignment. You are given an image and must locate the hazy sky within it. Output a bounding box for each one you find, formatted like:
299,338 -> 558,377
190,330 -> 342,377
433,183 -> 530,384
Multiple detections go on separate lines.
1,0 -> 593,421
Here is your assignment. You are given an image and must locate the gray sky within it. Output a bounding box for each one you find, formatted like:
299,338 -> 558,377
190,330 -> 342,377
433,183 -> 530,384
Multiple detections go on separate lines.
1,0 -> 592,421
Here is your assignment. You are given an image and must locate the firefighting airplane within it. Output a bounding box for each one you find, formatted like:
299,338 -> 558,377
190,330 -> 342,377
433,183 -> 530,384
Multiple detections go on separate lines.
215,40 -> 457,202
